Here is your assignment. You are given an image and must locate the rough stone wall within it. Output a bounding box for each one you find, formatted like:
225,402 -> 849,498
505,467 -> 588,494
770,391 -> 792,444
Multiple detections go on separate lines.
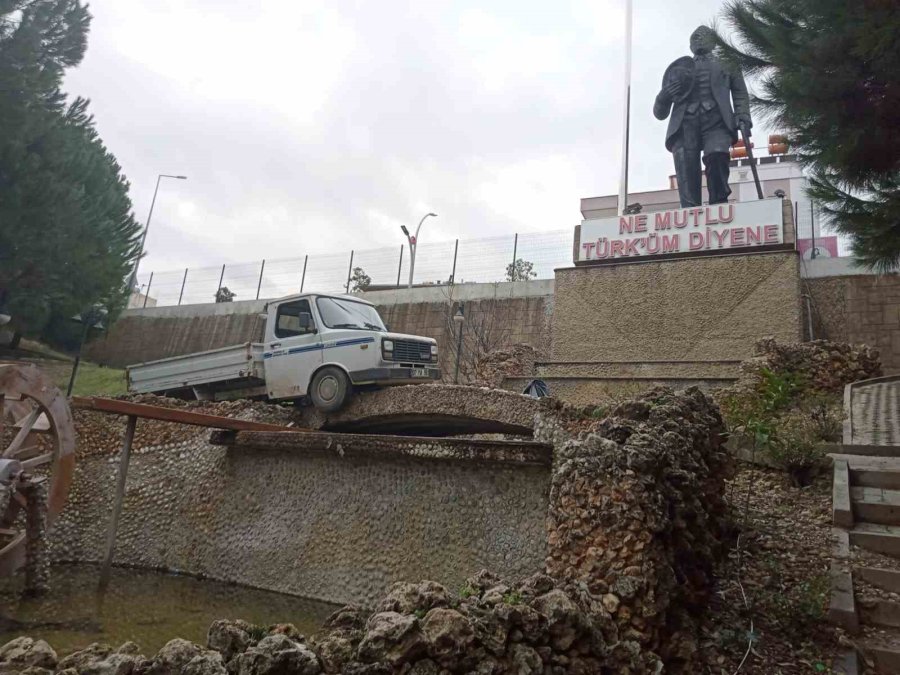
552,251 -> 802,363
805,273 -> 900,374
51,404 -> 549,608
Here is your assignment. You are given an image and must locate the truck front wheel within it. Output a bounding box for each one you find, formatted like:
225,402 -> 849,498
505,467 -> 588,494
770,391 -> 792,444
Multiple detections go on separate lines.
309,366 -> 351,412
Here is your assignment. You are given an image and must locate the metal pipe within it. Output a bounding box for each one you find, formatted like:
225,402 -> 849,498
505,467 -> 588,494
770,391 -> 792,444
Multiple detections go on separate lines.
451,239 -> 458,285
802,294 -> 815,341
407,213 -> 437,289
256,259 -> 266,300
810,202 -> 817,259
216,264 -> 226,298
99,414 -> 137,590
142,272 -> 153,309
66,320 -> 91,397
618,0 -> 633,216
396,245 -> 404,289
511,233 -> 518,279
300,255 -> 308,292
178,268 -> 188,306
345,250 -> 354,293
128,174 -> 187,293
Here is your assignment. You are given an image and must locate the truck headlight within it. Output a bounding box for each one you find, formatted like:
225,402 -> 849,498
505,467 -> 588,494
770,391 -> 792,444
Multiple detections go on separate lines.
430,344 -> 438,360
383,340 -> 394,351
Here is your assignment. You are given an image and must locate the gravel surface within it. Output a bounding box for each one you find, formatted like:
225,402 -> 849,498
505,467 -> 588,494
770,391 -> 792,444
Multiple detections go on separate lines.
698,466 -> 846,674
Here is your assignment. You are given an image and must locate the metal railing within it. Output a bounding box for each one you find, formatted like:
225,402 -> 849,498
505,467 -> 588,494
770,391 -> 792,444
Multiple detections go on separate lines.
137,229 -> 573,307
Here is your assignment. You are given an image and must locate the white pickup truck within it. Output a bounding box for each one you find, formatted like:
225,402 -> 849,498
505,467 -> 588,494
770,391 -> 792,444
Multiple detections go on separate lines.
126,293 -> 441,411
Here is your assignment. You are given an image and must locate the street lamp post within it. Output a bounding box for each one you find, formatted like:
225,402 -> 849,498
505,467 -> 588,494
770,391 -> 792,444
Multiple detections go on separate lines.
453,302 -> 465,384
400,212 -> 437,289
66,305 -> 108,397
127,174 -> 187,296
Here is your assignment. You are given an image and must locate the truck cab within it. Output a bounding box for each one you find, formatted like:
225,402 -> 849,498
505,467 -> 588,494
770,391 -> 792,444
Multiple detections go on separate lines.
262,293 -> 439,411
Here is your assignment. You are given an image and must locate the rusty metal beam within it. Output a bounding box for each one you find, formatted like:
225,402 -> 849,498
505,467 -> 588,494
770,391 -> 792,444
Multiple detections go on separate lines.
71,396 -> 306,433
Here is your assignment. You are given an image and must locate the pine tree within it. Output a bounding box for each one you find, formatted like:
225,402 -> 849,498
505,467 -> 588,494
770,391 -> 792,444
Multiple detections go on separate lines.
0,1 -> 141,339
713,0 -> 900,272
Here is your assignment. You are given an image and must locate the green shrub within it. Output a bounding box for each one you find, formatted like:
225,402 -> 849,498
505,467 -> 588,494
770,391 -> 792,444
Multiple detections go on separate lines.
767,413 -> 828,486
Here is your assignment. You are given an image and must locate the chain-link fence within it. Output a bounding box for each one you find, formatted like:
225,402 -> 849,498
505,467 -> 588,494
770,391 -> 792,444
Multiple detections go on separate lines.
138,229 -> 574,307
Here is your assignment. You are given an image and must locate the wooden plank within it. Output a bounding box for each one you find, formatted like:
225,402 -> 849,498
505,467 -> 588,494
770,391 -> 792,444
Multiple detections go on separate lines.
71,396 -> 306,433
99,415 -> 136,589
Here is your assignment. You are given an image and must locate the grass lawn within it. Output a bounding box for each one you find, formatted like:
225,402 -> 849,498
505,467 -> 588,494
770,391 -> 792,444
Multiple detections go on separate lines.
1,338 -> 126,397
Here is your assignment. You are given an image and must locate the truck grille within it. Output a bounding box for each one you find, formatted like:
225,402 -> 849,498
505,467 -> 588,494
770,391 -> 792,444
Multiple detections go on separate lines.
390,339 -> 433,363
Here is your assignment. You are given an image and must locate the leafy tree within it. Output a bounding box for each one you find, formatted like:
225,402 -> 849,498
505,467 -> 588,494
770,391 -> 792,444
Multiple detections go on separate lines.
0,1 -> 141,342
215,286 -> 236,303
505,258 -> 537,282
349,267 -> 372,292
713,1 -> 900,272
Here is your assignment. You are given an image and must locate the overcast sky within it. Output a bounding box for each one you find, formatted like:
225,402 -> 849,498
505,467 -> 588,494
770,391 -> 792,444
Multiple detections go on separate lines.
64,0 -> 744,283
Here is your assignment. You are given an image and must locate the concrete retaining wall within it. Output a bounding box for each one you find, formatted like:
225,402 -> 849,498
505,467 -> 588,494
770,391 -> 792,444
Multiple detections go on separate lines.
804,272 -> 900,374
51,410 -> 549,607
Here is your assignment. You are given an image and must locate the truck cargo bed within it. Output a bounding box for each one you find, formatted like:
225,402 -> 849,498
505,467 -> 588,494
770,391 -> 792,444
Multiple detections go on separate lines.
127,342 -> 265,395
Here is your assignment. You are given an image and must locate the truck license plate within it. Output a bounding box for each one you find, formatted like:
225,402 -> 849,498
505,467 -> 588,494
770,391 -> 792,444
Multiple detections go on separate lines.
411,368 -> 429,378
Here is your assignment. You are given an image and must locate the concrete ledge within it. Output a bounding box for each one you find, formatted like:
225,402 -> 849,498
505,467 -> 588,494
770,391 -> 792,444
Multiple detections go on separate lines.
212,429 -> 553,467
534,360 -> 742,379
833,459 -> 854,528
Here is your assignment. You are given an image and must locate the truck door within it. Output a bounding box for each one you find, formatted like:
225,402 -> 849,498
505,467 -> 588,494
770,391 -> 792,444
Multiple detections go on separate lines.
264,298 -> 323,400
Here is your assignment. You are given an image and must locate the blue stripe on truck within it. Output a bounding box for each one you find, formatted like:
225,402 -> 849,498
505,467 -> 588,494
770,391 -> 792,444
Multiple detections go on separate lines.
263,336 -> 376,360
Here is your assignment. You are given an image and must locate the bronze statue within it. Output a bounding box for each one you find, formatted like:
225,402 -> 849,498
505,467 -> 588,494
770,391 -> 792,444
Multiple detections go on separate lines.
654,26 -> 752,207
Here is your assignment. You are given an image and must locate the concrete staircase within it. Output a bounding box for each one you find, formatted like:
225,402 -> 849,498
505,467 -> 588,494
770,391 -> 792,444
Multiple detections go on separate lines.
830,447 -> 900,672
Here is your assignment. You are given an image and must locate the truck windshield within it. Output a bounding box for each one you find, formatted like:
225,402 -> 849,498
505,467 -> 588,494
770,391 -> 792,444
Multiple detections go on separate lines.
316,297 -> 386,331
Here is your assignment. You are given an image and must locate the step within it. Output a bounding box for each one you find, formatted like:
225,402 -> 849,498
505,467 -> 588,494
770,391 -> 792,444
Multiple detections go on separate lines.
862,638 -> 900,673
849,523 -> 900,558
841,445 -> 900,458
858,596 -> 900,629
851,487 -> 900,526
832,455 -> 900,490
858,567 -> 900,594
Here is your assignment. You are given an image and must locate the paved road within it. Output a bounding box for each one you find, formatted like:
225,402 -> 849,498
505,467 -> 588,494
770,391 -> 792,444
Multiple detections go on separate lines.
849,378 -> 900,446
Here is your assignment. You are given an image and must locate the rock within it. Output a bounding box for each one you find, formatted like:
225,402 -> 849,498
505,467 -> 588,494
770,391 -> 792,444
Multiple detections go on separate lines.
421,608 -> 475,667
183,651 -> 227,675
531,589 -> 581,651
601,593 -> 620,614
146,638 -> 217,675
357,612 -> 427,666
314,634 -> 356,674
375,581 -> 450,615
234,634 -> 320,675
0,637 -> 57,670
57,643 -> 114,671
207,619 -> 254,661
505,643 -> 543,674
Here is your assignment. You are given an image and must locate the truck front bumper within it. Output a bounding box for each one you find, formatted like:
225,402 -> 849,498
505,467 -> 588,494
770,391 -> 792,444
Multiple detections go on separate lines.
350,366 -> 441,385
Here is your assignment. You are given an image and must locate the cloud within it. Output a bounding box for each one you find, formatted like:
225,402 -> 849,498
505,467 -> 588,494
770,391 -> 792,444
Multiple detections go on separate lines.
63,0 -> 738,284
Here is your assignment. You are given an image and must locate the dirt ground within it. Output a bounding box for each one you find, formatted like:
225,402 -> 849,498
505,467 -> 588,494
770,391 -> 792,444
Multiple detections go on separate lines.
699,465 -> 847,674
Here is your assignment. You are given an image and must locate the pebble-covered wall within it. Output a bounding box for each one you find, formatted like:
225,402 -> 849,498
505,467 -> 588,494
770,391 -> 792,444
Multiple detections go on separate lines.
50,404 -> 550,607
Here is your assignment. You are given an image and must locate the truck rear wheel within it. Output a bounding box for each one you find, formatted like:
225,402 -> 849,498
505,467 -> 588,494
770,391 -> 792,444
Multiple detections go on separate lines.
309,366 -> 350,412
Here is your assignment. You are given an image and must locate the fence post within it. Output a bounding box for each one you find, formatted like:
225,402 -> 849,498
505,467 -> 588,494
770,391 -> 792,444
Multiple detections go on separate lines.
510,233 -> 518,279
256,259 -> 266,300
300,255 -> 308,292
178,268 -> 188,306
345,251 -> 355,293
216,264 -> 226,300
396,245 -> 404,288
142,272 -> 153,308
451,239 -> 459,285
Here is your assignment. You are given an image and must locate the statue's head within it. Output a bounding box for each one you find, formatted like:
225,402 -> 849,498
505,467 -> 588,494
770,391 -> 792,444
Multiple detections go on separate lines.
690,26 -> 716,56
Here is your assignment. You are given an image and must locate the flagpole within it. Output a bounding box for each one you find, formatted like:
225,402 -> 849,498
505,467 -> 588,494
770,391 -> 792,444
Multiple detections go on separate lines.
618,0 -> 633,216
